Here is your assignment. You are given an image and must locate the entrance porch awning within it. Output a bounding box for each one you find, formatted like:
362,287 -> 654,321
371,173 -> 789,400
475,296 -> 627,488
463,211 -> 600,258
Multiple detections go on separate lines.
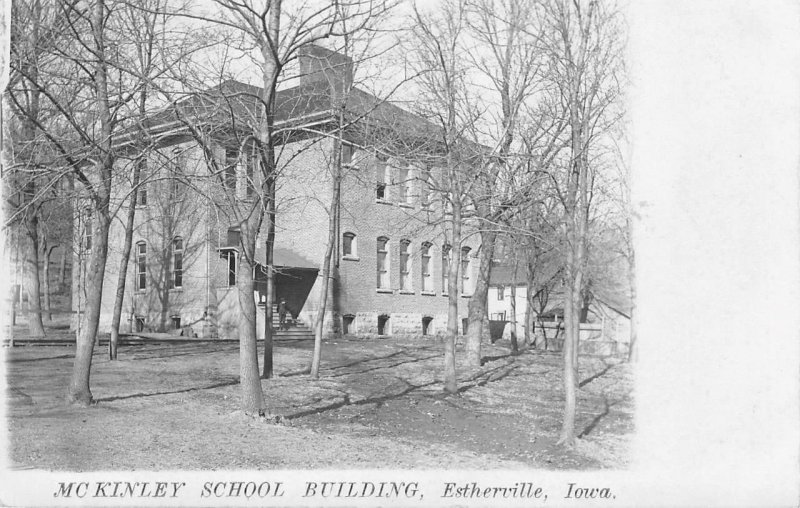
254,246 -> 319,319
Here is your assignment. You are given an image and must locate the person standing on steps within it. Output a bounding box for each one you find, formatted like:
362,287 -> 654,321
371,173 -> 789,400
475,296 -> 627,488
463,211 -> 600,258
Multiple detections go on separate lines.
278,298 -> 288,331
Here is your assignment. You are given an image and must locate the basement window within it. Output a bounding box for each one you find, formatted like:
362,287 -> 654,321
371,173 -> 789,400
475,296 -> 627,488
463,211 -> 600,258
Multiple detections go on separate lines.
342,314 -> 355,335
422,316 -> 433,336
377,314 -> 390,336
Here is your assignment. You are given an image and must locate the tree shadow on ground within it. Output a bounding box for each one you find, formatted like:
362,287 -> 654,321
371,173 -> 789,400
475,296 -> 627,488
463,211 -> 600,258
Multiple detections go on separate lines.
284,377 -> 439,420
95,377 -> 239,403
280,347 -> 441,378
8,354 -> 76,363
579,362 -> 616,388
285,356 -> 527,421
578,396 -> 628,438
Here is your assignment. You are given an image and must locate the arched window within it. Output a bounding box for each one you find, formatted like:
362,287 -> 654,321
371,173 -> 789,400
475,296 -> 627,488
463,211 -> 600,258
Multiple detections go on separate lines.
171,237 -> 183,289
399,239 -> 411,291
136,242 -> 147,290
421,242 -> 433,292
461,247 -> 472,295
342,232 -> 357,258
441,244 -> 451,294
376,236 -> 389,289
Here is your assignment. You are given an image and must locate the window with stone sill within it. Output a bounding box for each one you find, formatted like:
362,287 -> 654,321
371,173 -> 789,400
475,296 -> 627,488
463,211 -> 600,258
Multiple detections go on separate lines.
377,236 -> 390,289
399,239 -> 412,291
136,241 -> 147,291
441,244 -> 451,294
171,237 -> 183,289
421,242 -> 433,293
168,149 -> 187,203
461,246 -> 472,295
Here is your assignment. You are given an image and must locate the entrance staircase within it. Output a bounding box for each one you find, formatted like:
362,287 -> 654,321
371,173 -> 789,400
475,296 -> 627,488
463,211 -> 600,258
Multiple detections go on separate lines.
271,305 -> 314,341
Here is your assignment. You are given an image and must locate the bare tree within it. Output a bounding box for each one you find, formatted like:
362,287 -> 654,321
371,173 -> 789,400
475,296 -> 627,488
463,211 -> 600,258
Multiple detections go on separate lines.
539,0 -> 624,447
461,0 -> 547,367
5,0 -> 68,338
8,0 -> 195,405
108,0 -> 185,360
308,2 -> 399,379
150,0 -> 390,411
409,0 -> 484,394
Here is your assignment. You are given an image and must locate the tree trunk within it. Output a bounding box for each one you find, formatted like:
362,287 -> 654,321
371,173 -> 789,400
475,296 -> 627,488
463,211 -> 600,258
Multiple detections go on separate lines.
310,136 -> 342,378
558,258 -> 579,446
238,250 -> 266,414
261,171 -> 276,379
465,229 -> 495,367
43,244 -> 55,321
627,241 -> 638,362
525,260 -> 539,349
258,10 -> 280,379
443,201 -> 462,394
58,245 -> 68,292
67,0 -> 114,406
109,159 -> 141,360
67,213 -> 111,406
525,260 -> 536,348
24,214 -> 46,337
509,258 -> 519,354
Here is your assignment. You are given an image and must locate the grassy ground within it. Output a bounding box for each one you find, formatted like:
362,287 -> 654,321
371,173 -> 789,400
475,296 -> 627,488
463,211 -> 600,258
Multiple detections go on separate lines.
4,336 -> 633,470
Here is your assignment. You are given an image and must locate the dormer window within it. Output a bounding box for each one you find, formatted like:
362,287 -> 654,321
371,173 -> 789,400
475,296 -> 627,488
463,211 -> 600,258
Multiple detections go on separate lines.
136,160 -> 148,206
397,166 -> 413,205
376,154 -> 388,201
169,150 -> 186,202
420,166 -> 432,208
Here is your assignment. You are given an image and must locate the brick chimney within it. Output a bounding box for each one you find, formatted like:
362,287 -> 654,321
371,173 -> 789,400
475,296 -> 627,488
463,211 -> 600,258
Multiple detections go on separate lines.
298,44 -> 353,97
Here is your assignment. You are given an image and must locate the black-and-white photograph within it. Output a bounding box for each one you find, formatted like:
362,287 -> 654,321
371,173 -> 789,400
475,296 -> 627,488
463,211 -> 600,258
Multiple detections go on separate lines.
1,0 -> 797,505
